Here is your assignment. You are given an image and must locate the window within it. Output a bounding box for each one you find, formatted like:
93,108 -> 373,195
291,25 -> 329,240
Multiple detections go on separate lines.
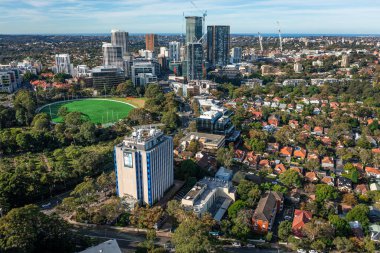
123,151 -> 133,168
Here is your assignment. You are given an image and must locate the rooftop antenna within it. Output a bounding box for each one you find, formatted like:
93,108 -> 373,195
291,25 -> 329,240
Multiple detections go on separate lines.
277,21 -> 283,52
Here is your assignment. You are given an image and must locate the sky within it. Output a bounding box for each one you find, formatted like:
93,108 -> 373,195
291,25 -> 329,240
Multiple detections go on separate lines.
0,0 -> 379,35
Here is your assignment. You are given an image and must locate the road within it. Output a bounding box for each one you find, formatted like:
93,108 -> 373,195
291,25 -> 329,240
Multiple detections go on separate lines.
77,226 -> 170,252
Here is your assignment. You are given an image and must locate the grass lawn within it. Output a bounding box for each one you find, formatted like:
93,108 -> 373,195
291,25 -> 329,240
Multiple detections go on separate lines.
111,97 -> 146,108
40,99 -> 135,124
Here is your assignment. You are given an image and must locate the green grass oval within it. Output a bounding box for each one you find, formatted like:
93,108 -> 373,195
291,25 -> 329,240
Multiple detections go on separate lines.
39,99 -> 135,124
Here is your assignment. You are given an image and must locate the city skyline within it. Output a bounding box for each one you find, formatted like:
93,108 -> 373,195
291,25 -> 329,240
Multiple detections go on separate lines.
0,0 -> 379,34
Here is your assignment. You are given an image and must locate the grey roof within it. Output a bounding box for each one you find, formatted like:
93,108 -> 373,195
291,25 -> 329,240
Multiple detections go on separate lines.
253,191 -> 283,222
79,240 -> 122,253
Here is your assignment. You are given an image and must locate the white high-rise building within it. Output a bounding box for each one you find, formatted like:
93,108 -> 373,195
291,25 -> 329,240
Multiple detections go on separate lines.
168,41 -> 181,61
294,62 -> 303,73
102,43 -> 124,69
114,126 -> 174,205
230,47 -> 242,64
111,29 -> 129,56
55,54 -> 73,75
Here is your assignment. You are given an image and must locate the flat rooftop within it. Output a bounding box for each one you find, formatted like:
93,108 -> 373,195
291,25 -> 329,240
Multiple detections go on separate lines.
180,132 -> 225,147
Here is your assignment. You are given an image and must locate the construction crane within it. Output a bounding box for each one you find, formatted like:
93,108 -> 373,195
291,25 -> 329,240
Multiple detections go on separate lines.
190,0 -> 207,43
258,32 -> 264,54
277,21 -> 283,52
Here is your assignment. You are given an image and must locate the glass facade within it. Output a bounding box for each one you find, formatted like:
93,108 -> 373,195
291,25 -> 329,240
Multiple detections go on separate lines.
207,26 -> 230,67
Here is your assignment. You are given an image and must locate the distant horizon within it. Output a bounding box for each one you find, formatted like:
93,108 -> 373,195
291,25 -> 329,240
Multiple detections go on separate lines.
1,33 -> 380,38
0,0 -> 379,34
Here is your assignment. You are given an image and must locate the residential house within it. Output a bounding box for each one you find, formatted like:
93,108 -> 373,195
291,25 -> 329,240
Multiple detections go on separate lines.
307,152 -> 319,162
355,184 -> 369,195
280,146 -> 293,157
305,172 -> 318,183
313,126 -> 324,136
268,115 -> 280,127
266,143 -> 280,153
337,177 -> 352,192
293,147 -> 307,160
292,209 -> 312,237
321,176 -> 335,186
370,182 -> 380,191
252,191 -> 283,233
244,151 -> 259,168
274,163 -> 286,175
289,120 -> 299,129
369,224 -> 380,242
366,167 -> 380,179
322,156 -> 334,170
349,221 -> 364,238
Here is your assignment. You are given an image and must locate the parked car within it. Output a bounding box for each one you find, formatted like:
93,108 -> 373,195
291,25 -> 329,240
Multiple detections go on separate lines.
246,244 -> 255,248
232,242 -> 241,248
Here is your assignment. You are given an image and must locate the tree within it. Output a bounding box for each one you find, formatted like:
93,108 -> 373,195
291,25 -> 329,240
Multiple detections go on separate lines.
216,146 -> 234,168
0,204 -> 82,253
315,184 -> 339,202
172,214 -> 216,253
274,126 -> 296,145
278,221 -> 292,241
328,214 -> 350,237
279,170 -> 302,188
161,110 -> 180,132
175,159 -> 205,180
362,236 -> 376,253
130,205 -> 163,230
342,193 -> 358,206
346,204 -> 370,228
116,80 -> 137,96
231,209 -> 253,240
237,179 -> 259,201
303,218 -> 334,241
31,113 -> 51,131
14,89 -> 36,125
227,200 -> 246,219
333,237 -> 355,252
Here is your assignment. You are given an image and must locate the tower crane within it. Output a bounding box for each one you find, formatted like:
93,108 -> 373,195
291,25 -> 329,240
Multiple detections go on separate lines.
277,21 -> 283,52
190,0 -> 207,43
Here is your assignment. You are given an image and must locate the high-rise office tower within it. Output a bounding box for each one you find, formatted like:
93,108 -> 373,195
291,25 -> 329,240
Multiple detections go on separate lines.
230,47 -> 242,64
145,34 -> 157,52
207,25 -> 230,67
102,43 -> 124,69
55,54 -> 73,75
341,54 -> 350,67
114,126 -> 174,205
185,16 -> 203,44
187,43 -> 203,81
111,29 -> 129,55
168,41 -> 181,61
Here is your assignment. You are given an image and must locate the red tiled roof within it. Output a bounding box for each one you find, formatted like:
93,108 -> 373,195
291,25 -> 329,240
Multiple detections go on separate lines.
292,209 -> 312,231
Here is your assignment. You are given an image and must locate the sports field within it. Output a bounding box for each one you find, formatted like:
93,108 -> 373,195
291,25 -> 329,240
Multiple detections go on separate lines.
39,99 -> 135,124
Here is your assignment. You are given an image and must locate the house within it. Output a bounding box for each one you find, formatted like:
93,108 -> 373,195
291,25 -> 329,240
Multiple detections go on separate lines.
274,163 -> 286,175
322,156 -> 334,169
370,182 -> 380,191
292,209 -> 312,237
259,159 -> 270,169
349,221 -> 364,238
268,115 -> 280,127
369,224 -> 380,242
305,172 -> 318,183
244,151 -> 259,168
365,167 -> 380,178
354,184 -> 368,195
293,147 -> 307,159
313,126 -> 324,135
215,167 -> 233,181
280,146 -> 293,157
307,152 -> 319,161
234,149 -> 246,162
321,176 -> 335,186
252,191 -> 283,233
337,177 -> 352,192
288,189 -> 301,204
266,143 -> 280,153
289,120 -> 299,129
